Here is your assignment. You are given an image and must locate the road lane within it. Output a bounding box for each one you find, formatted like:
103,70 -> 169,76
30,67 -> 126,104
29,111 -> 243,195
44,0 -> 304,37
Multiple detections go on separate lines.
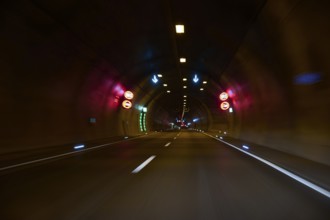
0,131 -> 329,220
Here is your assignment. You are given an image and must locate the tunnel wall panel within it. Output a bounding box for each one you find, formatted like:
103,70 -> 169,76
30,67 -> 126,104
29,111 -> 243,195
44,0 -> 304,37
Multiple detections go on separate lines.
215,0 -> 330,165
0,2 -> 141,154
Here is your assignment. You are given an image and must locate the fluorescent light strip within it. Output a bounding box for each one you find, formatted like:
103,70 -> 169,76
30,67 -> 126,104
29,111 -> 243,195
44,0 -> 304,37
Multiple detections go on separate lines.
165,142 -> 171,147
74,144 -> 85,150
132,156 -> 156,173
242,145 -> 249,150
204,133 -> 330,199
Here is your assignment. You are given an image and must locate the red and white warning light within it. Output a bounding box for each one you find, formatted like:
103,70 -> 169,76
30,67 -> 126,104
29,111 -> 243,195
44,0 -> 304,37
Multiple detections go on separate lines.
124,90 -> 134,100
122,90 -> 134,109
122,100 -> 132,109
219,92 -> 229,101
219,91 -> 231,111
220,101 -> 230,110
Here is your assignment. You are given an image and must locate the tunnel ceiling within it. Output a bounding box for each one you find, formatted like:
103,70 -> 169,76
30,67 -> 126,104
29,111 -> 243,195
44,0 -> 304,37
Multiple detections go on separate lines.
17,0 -> 265,119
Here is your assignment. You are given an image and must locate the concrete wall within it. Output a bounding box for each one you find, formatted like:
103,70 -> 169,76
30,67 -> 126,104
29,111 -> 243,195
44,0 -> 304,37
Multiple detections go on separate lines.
217,0 -> 330,165
0,2 -> 142,153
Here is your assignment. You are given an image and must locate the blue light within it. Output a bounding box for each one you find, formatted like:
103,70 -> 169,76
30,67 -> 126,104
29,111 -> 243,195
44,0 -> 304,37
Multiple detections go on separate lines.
242,145 -> 249,150
74,144 -> 85,150
294,73 -> 322,85
193,118 -> 199,122
152,75 -> 159,84
193,74 -> 199,83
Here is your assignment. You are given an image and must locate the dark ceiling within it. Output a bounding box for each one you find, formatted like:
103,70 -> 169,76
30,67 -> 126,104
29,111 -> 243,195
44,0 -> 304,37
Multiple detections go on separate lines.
19,0 -> 265,117
1,0 -> 265,126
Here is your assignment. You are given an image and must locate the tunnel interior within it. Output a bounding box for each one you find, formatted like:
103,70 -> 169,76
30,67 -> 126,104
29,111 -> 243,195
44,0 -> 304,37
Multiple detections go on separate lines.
1,0 -> 330,166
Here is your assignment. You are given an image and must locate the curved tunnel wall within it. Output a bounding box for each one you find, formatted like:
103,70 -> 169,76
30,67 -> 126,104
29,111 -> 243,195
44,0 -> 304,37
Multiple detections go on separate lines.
212,0 -> 330,165
1,0 -> 329,167
0,2 -> 144,153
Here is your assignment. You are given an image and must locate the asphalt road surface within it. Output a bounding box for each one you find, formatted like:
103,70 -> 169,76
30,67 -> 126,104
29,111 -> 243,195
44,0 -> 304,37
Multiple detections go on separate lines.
1,131 -> 329,220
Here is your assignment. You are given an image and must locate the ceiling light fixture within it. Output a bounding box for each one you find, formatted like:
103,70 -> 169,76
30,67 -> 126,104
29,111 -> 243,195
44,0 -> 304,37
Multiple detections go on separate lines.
183,78 -> 187,81
175,25 -> 184,33
180,58 -> 186,63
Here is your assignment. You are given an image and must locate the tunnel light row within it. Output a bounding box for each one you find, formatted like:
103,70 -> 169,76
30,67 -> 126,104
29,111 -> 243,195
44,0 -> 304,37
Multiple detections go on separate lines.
176,25 -> 207,94
152,24 -> 207,95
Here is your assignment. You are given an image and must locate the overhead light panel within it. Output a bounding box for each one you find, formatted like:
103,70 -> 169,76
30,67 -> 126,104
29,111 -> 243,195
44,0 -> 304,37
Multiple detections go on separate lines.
180,58 -> 186,63
175,24 -> 184,33
203,81 -> 207,84
163,84 -> 168,87
183,95 -> 187,98
183,78 -> 187,81
157,74 -> 163,77
167,90 -> 171,93
200,88 -> 204,91
183,86 -> 187,88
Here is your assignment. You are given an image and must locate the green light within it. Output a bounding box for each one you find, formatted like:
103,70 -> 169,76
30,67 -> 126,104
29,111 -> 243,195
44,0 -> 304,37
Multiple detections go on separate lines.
139,113 -> 144,132
142,113 -> 147,131
139,112 -> 147,132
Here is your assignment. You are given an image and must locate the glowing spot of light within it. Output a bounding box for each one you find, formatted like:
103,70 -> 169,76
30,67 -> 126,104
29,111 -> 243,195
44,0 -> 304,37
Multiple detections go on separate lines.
175,25 -> 184,33
74,144 -> 85,150
294,72 -> 322,85
243,145 -> 250,150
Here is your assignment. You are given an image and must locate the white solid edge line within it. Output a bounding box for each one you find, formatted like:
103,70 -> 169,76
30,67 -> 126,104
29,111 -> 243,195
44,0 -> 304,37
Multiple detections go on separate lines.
132,155 -> 156,173
204,133 -> 330,199
165,142 -> 171,147
0,135 -> 147,172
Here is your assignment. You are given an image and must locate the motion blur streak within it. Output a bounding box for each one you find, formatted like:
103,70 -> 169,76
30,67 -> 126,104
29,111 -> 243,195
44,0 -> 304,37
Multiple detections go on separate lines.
132,155 -> 156,173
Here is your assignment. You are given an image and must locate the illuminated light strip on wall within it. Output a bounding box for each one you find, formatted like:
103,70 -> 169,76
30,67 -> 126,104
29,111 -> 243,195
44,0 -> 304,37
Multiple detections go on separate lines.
139,113 -> 144,132
74,144 -> 85,150
139,112 -> 147,132
143,113 -> 147,132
